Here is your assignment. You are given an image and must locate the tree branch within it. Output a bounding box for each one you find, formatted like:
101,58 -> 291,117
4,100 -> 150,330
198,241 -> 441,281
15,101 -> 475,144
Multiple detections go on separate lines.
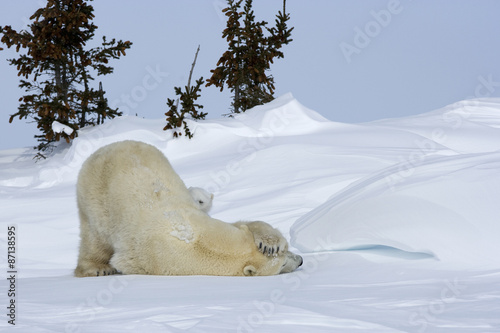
187,45 -> 200,90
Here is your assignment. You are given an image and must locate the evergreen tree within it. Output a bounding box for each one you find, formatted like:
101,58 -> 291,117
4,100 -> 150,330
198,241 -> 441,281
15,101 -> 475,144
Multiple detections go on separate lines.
164,46 -> 206,138
206,0 -> 293,114
1,0 -> 131,157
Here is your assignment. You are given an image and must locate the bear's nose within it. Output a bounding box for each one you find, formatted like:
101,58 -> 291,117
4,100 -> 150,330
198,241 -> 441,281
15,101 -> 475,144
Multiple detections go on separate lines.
298,256 -> 303,267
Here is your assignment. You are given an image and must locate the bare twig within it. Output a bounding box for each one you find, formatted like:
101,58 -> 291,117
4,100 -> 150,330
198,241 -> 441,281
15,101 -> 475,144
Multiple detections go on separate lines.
187,45 -> 201,90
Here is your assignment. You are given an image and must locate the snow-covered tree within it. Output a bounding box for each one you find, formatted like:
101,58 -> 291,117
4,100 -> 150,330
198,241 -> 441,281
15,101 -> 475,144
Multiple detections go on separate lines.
1,0 -> 131,157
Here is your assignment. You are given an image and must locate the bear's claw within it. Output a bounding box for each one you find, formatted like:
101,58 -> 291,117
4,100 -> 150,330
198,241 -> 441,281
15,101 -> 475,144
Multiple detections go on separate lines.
257,242 -> 283,256
261,233 -> 287,255
236,221 -> 288,256
93,266 -> 117,277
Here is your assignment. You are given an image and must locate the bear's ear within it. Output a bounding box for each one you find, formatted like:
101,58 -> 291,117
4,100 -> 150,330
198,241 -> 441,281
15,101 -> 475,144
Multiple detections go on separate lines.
243,265 -> 257,276
210,193 -> 214,200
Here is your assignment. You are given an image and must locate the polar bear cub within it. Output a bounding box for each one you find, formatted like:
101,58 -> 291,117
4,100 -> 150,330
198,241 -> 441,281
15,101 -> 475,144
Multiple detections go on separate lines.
74,140 -> 302,277
189,187 -> 213,213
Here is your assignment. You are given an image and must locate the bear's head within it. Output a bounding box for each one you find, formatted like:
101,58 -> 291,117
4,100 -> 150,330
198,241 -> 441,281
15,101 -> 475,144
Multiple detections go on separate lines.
188,187 -> 213,213
242,250 -> 303,276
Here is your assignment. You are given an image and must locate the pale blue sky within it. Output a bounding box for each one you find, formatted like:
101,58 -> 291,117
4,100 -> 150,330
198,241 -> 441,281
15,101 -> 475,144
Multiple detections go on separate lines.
1,0 -> 500,150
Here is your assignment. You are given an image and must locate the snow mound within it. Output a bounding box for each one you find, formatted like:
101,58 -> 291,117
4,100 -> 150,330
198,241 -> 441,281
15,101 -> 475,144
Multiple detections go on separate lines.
184,92 -> 333,139
291,99 -> 500,269
291,152 -> 500,268
229,93 -> 331,134
368,98 -> 500,153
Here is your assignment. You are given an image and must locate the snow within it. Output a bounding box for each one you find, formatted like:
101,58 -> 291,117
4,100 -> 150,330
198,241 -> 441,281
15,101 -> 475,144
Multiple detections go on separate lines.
52,121 -> 75,136
1,94 -> 500,332
167,212 -> 195,244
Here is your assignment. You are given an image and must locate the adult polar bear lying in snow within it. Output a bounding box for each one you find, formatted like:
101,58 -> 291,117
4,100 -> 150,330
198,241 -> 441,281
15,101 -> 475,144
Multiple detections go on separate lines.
74,140 -> 302,277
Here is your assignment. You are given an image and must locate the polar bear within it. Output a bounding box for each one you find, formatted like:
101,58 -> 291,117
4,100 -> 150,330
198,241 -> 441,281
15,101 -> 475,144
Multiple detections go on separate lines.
74,140 -> 302,277
189,187 -> 213,213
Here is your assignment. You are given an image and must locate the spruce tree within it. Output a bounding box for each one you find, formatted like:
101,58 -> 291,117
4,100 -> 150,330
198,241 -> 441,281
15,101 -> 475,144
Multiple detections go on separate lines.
1,0 -> 131,157
164,46 -> 206,138
206,0 -> 293,114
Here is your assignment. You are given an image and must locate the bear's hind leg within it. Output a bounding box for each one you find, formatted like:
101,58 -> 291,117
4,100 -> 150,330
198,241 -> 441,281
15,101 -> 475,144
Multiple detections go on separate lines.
74,212 -> 117,277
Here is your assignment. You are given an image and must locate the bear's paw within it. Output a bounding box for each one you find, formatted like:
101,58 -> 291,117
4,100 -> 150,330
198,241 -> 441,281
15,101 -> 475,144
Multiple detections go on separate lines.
74,263 -> 119,277
255,233 -> 288,256
237,221 -> 288,257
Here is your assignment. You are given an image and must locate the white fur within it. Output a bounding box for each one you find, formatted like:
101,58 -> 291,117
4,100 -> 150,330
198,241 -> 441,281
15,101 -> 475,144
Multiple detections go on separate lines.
74,140 -> 302,277
188,187 -> 213,213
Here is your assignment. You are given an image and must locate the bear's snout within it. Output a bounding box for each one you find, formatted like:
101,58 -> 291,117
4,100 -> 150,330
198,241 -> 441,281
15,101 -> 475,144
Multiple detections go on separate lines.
280,251 -> 303,274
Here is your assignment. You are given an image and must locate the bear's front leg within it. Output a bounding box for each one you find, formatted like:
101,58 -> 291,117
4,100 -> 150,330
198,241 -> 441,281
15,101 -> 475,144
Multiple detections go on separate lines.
74,216 -> 119,277
234,221 -> 288,256
75,261 -> 118,277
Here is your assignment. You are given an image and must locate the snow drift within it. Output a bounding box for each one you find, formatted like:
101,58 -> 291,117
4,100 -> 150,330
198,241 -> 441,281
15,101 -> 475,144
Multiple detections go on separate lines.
1,94 -> 499,332
290,98 -> 500,269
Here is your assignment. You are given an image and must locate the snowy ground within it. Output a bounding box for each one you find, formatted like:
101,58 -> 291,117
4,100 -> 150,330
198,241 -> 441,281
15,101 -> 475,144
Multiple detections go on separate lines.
1,94 -> 499,332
